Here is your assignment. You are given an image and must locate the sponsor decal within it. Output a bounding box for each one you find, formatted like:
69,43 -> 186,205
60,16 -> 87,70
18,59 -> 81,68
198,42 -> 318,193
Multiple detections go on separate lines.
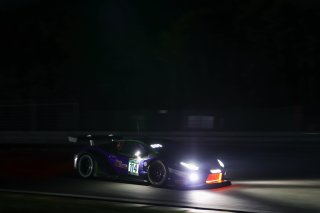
114,160 -> 128,169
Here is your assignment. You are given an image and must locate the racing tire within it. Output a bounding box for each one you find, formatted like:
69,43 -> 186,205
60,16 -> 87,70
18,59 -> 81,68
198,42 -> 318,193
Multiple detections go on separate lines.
77,154 -> 95,178
147,160 -> 168,187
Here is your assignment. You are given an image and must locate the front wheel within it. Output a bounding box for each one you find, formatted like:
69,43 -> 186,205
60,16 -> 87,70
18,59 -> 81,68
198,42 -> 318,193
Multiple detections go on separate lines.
147,160 -> 168,187
77,154 -> 95,178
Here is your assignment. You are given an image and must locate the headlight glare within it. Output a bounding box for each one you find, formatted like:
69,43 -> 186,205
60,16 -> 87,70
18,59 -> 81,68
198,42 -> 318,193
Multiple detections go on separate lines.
180,162 -> 199,170
150,144 -> 163,148
210,169 -> 222,174
217,159 -> 224,168
189,173 -> 199,182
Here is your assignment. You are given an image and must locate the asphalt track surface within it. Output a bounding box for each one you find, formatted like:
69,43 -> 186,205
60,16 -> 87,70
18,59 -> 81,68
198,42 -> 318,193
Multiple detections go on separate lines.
0,143 -> 319,213
1,178 -> 320,213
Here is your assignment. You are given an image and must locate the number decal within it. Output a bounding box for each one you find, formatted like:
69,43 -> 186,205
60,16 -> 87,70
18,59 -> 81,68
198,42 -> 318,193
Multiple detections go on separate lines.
128,159 -> 139,176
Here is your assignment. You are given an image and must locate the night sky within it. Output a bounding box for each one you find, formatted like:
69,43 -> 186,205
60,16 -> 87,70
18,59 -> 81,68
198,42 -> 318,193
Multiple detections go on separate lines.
1,0 -> 320,110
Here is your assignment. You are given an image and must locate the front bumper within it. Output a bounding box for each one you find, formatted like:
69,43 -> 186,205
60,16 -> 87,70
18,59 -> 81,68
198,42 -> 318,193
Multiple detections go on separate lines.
168,168 -> 228,187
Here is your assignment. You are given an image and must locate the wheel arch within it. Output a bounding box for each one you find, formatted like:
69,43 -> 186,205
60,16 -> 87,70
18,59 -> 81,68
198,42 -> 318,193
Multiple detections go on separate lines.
147,159 -> 169,187
76,150 -> 107,177
76,152 -> 96,178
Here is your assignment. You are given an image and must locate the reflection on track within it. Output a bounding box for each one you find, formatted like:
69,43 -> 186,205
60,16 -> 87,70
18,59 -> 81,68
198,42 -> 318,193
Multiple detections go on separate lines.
1,177 -> 320,213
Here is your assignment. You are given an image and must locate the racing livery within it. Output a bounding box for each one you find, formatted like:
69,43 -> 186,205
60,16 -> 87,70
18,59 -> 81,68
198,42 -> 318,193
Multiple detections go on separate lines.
68,134 -> 230,188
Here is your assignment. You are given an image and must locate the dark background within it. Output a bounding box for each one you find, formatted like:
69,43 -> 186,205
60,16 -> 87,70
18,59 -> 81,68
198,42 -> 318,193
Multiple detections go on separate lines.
1,0 -> 320,131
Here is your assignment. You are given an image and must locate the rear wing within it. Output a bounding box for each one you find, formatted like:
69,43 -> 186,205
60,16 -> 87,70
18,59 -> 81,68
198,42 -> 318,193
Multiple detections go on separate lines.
68,136 -> 78,143
68,135 -> 94,146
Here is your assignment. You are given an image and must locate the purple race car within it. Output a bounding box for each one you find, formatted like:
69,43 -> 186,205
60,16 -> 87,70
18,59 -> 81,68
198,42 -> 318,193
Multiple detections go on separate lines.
68,134 -> 230,188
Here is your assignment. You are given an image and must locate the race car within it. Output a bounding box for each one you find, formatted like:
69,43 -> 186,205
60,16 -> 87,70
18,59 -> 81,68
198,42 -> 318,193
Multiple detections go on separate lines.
68,134 -> 230,188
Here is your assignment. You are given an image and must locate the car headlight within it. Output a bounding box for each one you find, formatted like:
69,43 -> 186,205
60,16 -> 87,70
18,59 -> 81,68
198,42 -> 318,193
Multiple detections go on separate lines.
217,159 -> 224,168
180,162 -> 199,170
189,173 -> 199,182
150,144 -> 163,148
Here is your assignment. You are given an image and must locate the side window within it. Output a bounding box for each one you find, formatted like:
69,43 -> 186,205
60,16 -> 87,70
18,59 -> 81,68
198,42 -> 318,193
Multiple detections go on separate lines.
134,143 -> 149,157
120,142 -> 136,156
116,141 -> 149,157
99,142 -> 115,150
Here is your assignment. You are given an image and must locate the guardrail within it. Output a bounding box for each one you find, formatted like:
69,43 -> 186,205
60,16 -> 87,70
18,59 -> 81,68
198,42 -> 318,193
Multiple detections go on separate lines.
0,131 -> 319,145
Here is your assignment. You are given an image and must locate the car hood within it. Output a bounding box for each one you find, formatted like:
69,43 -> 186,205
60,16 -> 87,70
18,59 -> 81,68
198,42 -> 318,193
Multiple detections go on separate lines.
155,145 -> 222,170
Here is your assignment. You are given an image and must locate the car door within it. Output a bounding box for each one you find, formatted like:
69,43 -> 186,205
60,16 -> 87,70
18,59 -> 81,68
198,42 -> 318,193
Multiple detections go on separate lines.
113,141 -> 148,178
107,140 -> 130,176
127,142 -> 149,177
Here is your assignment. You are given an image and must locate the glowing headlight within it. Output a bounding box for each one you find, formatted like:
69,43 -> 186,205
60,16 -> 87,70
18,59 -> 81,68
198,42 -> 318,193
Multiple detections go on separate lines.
180,162 -> 199,170
210,169 -> 222,174
217,159 -> 224,168
150,144 -> 163,148
189,173 -> 199,182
